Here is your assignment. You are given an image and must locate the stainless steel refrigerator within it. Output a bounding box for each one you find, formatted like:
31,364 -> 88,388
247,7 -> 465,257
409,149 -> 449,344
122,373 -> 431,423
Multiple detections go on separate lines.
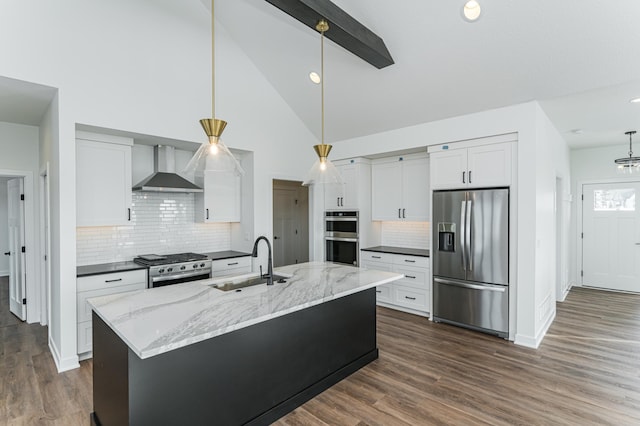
432,188 -> 509,338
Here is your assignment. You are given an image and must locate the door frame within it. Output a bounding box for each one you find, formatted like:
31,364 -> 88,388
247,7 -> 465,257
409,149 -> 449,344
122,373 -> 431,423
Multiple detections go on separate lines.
0,168 -> 38,323
576,177 -> 640,288
40,163 -> 51,326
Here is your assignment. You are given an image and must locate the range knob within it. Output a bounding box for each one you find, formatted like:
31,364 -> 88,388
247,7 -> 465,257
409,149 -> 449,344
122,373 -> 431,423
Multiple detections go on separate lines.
167,267 -> 173,272
200,263 -> 206,268
193,264 -> 198,269
158,268 -> 165,274
180,266 -> 186,271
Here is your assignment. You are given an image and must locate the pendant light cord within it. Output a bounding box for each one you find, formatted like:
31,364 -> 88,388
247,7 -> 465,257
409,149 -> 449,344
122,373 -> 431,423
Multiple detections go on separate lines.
320,25 -> 325,147
211,0 -> 215,119
629,132 -> 634,158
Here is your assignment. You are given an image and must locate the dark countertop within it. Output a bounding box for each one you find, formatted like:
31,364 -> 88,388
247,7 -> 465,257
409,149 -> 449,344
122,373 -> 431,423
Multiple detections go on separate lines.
204,250 -> 252,261
361,246 -> 430,258
77,251 -> 253,277
77,261 -> 147,278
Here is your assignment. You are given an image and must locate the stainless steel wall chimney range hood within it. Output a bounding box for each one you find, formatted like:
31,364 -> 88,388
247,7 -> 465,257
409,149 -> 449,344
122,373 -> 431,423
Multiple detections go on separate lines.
132,145 -> 203,193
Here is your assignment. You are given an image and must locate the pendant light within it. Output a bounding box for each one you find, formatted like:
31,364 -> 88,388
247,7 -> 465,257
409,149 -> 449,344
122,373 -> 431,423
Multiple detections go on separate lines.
303,19 -> 343,186
184,0 -> 244,176
615,131 -> 640,174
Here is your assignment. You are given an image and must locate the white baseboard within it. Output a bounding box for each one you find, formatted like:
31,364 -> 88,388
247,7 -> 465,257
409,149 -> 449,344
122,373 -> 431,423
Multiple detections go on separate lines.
376,301 -> 430,318
514,309 -> 556,349
48,335 -> 80,373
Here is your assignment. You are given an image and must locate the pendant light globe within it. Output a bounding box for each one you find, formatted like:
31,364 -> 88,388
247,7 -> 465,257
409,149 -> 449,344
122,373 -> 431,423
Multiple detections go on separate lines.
183,0 -> 244,177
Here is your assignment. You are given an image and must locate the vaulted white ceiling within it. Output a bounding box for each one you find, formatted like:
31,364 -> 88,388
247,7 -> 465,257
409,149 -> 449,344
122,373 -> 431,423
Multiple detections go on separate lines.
217,0 -> 640,149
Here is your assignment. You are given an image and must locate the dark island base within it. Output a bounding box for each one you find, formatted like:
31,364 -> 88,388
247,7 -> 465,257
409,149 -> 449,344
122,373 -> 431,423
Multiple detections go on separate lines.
91,288 -> 378,426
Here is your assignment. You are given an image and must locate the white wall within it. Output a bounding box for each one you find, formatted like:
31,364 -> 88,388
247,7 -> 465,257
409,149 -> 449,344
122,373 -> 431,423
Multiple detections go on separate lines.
0,123 -> 42,323
0,177 -> 8,276
330,101 -> 570,347
533,104 -> 571,338
1,0 -> 317,371
569,144 -> 636,287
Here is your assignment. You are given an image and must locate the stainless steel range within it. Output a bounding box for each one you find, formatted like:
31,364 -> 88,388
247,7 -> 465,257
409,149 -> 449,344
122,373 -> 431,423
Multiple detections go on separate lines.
133,252 -> 212,288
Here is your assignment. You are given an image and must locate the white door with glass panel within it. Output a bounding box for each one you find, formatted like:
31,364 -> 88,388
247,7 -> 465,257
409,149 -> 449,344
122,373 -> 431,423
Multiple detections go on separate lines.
582,182 -> 640,292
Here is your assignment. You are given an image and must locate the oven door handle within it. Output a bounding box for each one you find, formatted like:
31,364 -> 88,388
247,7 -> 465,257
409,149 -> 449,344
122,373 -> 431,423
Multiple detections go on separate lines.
151,270 -> 211,283
325,237 -> 359,242
325,217 -> 358,222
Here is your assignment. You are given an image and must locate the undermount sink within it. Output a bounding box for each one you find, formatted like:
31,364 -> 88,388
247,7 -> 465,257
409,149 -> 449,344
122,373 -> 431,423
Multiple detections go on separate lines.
210,274 -> 288,292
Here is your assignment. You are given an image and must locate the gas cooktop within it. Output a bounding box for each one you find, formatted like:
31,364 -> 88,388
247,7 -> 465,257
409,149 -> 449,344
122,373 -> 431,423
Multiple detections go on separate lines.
133,252 -> 209,267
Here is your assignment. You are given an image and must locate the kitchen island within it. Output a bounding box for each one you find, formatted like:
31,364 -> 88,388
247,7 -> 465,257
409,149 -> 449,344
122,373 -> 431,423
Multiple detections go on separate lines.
88,262 -> 403,426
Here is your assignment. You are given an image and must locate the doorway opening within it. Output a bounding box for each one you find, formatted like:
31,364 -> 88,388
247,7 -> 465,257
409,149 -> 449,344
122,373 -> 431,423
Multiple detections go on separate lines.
555,176 -> 565,301
272,180 -> 309,267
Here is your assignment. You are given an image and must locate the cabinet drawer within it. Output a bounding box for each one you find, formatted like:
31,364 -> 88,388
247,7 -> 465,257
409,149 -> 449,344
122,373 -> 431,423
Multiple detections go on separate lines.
361,251 -> 393,263
393,285 -> 429,312
211,257 -> 251,271
77,269 -> 147,292
77,321 -> 92,354
375,284 -> 393,304
77,283 -> 145,322
360,261 -> 393,272
392,255 -> 429,268
393,265 -> 428,290
212,266 -> 251,278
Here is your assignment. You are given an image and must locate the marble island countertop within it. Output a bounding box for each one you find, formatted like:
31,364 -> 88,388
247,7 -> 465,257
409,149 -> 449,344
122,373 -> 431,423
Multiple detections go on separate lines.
88,262 -> 403,360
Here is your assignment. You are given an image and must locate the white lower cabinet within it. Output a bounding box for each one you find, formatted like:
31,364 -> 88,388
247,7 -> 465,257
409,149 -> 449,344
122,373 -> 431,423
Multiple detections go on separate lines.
361,251 -> 430,316
211,256 -> 251,278
77,269 -> 147,357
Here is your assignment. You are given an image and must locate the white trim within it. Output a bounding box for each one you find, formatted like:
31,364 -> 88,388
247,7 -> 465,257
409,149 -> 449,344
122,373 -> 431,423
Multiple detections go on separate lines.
515,309 -> 556,348
48,335 -> 80,373
427,132 -> 518,153
75,130 -> 133,146
576,177 -> 640,288
376,302 -> 429,318
0,269 -> 8,277
40,163 -> 51,327
0,168 -> 39,324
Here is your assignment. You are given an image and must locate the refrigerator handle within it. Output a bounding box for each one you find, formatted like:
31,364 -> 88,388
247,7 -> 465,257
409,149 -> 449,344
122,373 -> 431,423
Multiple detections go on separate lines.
460,200 -> 467,271
466,199 -> 473,271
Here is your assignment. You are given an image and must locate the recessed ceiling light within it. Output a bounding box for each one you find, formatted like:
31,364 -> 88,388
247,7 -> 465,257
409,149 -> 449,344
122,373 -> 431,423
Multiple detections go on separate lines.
630,97 -> 640,103
309,72 -> 321,84
571,129 -> 584,135
462,0 -> 481,22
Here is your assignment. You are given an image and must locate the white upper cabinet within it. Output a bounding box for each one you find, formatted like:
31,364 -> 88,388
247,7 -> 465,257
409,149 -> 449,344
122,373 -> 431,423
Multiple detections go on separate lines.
76,132 -> 133,227
324,162 -> 359,210
195,171 -> 241,222
372,155 -> 429,221
430,141 -> 512,190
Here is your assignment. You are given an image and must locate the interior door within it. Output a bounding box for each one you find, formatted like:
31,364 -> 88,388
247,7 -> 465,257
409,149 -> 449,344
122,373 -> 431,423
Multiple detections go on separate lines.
273,181 -> 309,267
582,182 -> 640,292
7,178 -> 26,320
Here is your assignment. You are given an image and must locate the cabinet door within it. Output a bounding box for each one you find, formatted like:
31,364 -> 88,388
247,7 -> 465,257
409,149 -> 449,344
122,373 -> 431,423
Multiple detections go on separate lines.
467,143 -> 512,188
429,149 -> 468,190
323,182 -> 344,209
76,140 -> 132,226
401,158 -> 429,221
200,171 -> 241,222
339,164 -> 359,209
372,161 -> 403,221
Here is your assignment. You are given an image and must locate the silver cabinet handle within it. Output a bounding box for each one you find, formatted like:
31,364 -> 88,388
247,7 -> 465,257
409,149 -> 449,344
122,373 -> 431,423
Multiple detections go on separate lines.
469,170 -> 472,183
227,262 -> 238,266
372,255 -> 381,259
376,290 -> 382,293
402,208 -> 406,218
405,296 -> 417,300
405,275 -> 416,279
462,171 -> 466,184
404,259 -> 416,263
206,208 -> 210,220
398,208 -> 401,218
105,278 -> 122,283
127,208 -> 131,221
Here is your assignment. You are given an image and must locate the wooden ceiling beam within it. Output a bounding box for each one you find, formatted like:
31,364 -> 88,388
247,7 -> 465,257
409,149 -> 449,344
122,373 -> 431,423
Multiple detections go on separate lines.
265,0 -> 394,69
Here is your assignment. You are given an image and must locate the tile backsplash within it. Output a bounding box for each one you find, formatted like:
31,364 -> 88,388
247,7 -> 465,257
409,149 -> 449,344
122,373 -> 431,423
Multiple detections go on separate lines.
381,221 -> 430,249
77,192 -> 231,265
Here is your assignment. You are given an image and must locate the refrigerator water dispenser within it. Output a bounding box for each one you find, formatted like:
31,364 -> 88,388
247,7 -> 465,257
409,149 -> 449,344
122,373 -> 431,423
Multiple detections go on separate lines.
437,223 -> 456,252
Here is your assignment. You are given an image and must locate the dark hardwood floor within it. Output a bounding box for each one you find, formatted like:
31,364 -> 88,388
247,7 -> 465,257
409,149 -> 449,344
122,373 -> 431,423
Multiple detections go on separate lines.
2,280 -> 640,425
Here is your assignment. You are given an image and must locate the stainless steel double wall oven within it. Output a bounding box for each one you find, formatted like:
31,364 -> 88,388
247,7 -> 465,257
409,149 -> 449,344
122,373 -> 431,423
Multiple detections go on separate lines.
324,211 -> 359,266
